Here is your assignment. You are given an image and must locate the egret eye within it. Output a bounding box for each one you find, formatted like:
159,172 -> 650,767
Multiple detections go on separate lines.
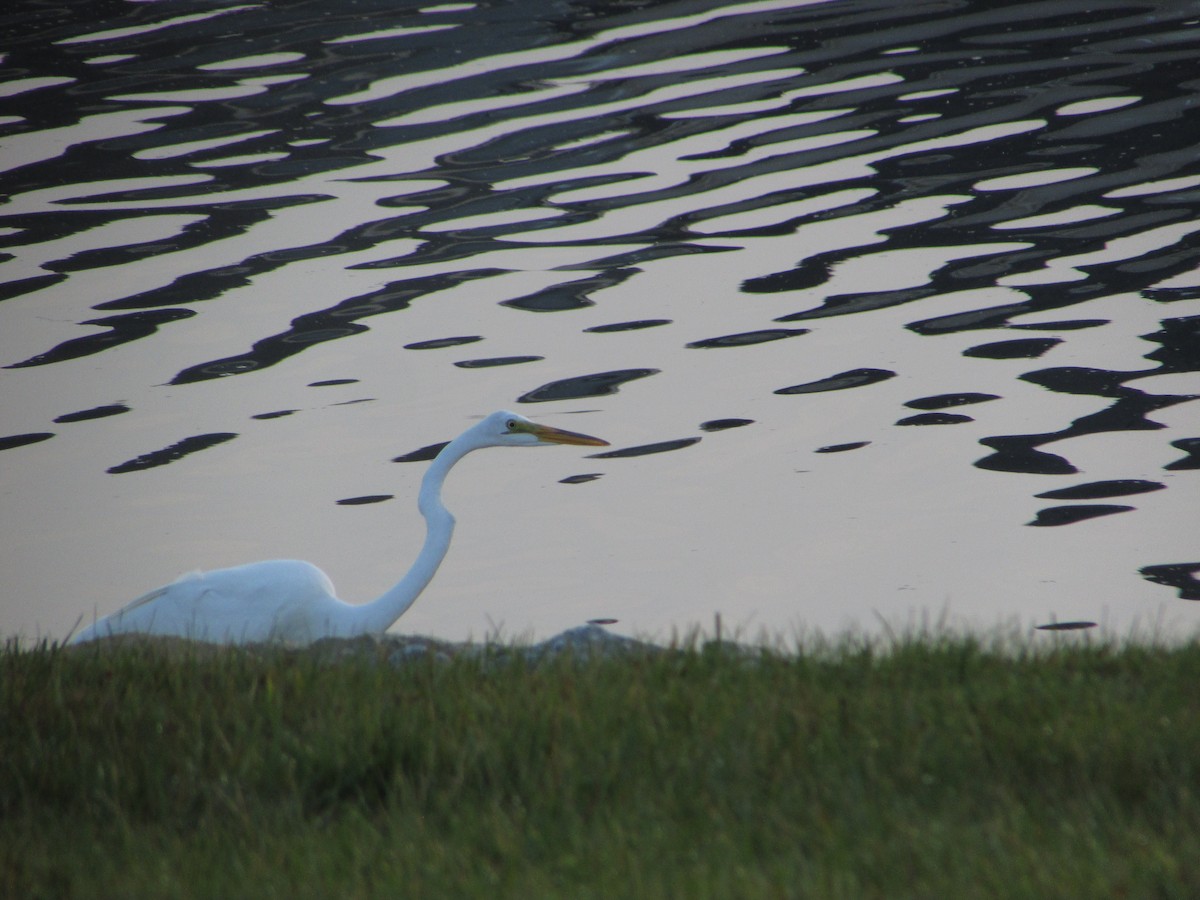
506,419 -> 518,430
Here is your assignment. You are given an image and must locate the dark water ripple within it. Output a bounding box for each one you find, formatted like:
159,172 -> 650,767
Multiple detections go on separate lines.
251,409 -> 298,421
404,335 -> 482,350
8,309 -> 196,368
1166,438 -> 1200,470
963,337 -> 1061,360
699,418 -> 754,432
896,412 -> 973,426
816,441 -> 871,454
1035,621 -> 1098,631
1035,479 -> 1164,501
106,433 -> 239,475
501,270 -> 638,312
775,368 -> 896,394
454,355 -> 544,369
590,438 -> 703,459
54,404 -> 131,423
585,320 -> 672,333
686,328 -> 808,349
393,442 -> 448,464
560,473 -> 604,485
517,368 -> 661,403
0,433 -> 54,452
336,494 -> 393,506
1140,563 -> 1200,601
905,393 -> 1000,410
1028,504 -> 1135,527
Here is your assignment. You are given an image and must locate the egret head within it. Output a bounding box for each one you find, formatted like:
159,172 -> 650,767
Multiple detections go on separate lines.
481,410 -> 609,448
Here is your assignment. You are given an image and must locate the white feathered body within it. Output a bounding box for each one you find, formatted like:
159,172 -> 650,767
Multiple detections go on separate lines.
72,560 -> 353,645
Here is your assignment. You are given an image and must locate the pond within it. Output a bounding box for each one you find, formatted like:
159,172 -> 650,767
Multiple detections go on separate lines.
2,0 -> 1199,644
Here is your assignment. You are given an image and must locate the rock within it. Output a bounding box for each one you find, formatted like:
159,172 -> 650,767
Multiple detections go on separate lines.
523,624 -> 661,664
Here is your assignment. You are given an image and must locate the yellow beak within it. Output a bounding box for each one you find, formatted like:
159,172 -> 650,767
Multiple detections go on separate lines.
527,422 -> 609,447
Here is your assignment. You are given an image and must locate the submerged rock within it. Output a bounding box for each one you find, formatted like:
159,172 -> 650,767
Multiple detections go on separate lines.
523,624 -> 661,663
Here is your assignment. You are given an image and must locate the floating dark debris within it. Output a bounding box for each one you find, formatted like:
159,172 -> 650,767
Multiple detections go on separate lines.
1036,621 -> 1098,631
560,473 -> 604,484
336,495 -> 393,506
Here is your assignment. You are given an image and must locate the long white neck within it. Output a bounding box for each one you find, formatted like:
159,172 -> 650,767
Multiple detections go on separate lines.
350,433 -> 479,634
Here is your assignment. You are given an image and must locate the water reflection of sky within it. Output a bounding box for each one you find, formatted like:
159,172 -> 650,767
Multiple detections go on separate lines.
1,0 -> 1198,644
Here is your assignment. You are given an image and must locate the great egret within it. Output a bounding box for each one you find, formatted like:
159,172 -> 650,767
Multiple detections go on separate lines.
71,411 -> 608,645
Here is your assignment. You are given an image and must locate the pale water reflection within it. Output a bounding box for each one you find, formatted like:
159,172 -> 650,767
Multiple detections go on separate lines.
1,0 -> 1198,644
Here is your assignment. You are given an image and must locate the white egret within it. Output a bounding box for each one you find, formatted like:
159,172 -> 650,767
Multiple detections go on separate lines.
71,411 -> 608,645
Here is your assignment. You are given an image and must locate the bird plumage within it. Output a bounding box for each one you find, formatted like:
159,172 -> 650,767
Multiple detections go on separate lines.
71,411 -> 607,645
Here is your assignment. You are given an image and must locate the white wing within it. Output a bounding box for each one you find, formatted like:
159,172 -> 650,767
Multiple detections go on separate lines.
73,560 -> 344,645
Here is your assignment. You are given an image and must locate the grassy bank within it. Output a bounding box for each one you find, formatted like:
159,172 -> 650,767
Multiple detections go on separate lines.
3,634 -> 1199,898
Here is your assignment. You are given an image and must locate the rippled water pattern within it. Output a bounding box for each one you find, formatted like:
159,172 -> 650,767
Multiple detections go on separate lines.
2,0 -> 1199,640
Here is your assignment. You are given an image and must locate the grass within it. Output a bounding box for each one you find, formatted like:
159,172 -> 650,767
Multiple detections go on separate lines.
3,632 -> 1199,898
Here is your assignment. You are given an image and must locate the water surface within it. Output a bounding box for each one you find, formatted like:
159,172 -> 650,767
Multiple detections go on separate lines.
2,0 -> 1199,643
